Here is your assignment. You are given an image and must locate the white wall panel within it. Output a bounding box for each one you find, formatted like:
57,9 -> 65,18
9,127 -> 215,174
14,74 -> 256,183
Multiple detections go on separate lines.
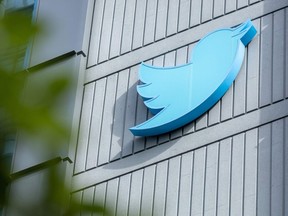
259,14 -> 273,107
203,143 -> 218,216
191,147 -> 206,216
116,174 -> 131,216
230,134 -> 245,216
246,19 -> 260,112
128,170 -> 143,216
98,0 -> 115,63
87,0 -> 104,67
140,166 -> 156,216
74,83 -> 95,174
98,74 -> 118,165
132,0 -> 146,50
155,0 -> 169,41
165,157 -> 181,216
167,0 -> 179,36
121,0 -> 136,55
243,129 -> 258,215
178,152 -> 194,216
109,0 -> 126,59
144,0 -> 157,45
272,10 -> 285,103
153,161 -> 168,216
217,138 -> 232,216
257,123 -> 271,216
271,120 -> 284,216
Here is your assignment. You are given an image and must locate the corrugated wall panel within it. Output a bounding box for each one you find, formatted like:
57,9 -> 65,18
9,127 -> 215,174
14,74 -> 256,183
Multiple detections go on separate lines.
132,0 -> 146,50
86,0 -> 263,67
121,0 -> 136,55
74,83 -> 95,174
74,119 -> 287,215
178,151 -> 193,216
109,0 -> 125,59
86,78 -> 106,170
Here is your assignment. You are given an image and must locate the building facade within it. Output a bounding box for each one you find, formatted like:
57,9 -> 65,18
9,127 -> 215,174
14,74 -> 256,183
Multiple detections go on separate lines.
5,0 -> 288,215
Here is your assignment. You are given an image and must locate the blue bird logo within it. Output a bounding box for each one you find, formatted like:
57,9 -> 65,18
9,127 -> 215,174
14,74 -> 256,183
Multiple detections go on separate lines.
130,20 -> 257,137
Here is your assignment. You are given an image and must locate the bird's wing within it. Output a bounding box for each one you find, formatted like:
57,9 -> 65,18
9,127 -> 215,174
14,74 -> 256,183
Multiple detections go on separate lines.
130,63 -> 193,136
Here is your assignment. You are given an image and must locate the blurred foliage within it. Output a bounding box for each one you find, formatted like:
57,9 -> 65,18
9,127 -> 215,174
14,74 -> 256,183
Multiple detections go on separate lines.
0,6 -> 110,216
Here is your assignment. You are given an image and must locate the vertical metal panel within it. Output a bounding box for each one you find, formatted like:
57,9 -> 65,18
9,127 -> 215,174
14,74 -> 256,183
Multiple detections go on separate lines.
190,0 -> 202,27
167,0 -> 179,36
272,10 -> 285,103
140,165 -> 156,216
121,0 -> 136,54
246,19 -> 260,112
98,74 -> 118,165
171,47 -> 188,139
238,0 -> 248,9
94,182 -> 107,216
203,143 -> 218,216
122,66 -> 138,157
202,0 -> 213,22
196,113 -> 208,130
133,93 -> 147,153
144,0 -> 157,45
71,191 -> 82,216
271,120 -> 284,216
98,0 -> 115,63
225,0 -> 236,14
155,0 -> 169,41
213,0 -> 225,18
105,178 -> 119,215
81,187 -> 95,216
165,156 -> 181,216
86,78 -> 106,170
230,134 -> 244,216
87,0 -> 105,67
74,83 -> 95,174
217,138 -> 232,216
221,85 -> 234,121
243,129 -> 258,216
208,102 -> 221,126
153,161 -> 168,216
110,70 -> 129,161
132,0 -> 147,50
260,14 -> 273,107
178,0 -> 190,32
116,174 -> 131,216
109,0 -> 126,59
128,170 -> 143,216
234,50 -> 247,117
191,147 -> 206,216
257,124 -> 271,216
178,151 -> 194,216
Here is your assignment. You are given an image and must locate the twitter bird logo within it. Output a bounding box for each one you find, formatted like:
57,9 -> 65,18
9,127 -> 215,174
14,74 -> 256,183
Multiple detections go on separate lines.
130,20 -> 257,137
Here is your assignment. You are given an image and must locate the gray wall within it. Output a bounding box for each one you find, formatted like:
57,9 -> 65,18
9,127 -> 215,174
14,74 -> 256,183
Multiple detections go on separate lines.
69,0 -> 288,215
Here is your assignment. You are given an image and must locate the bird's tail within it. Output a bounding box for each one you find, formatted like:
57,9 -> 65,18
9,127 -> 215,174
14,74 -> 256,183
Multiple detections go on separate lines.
232,20 -> 257,46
